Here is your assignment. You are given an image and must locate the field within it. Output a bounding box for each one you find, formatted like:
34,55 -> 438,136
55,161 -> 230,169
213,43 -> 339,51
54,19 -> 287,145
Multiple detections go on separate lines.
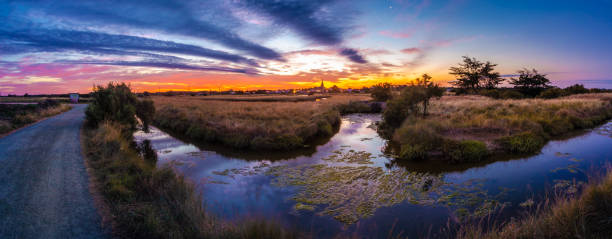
152,94 -> 375,150
0,102 -> 72,135
195,94 -> 329,102
392,93 -> 612,162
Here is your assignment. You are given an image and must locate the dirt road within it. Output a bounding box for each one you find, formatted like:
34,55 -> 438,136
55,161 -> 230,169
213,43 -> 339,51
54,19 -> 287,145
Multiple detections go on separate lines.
0,104 -> 109,238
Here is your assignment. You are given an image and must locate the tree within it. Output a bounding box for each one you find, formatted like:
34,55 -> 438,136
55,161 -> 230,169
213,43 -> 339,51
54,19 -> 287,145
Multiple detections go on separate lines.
371,82 -> 393,101
509,68 -> 550,89
330,85 -> 341,93
415,74 -> 445,116
449,56 -> 502,90
382,74 -> 444,127
480,62 -> 502,89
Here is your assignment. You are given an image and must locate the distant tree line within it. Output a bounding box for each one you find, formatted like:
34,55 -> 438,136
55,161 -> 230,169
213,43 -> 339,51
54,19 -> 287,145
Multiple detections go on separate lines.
447,56 -> 610,98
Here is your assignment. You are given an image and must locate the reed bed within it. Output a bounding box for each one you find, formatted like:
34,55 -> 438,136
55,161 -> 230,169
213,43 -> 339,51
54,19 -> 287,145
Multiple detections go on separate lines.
152,95 -> 372,150
457,170 -> 612,239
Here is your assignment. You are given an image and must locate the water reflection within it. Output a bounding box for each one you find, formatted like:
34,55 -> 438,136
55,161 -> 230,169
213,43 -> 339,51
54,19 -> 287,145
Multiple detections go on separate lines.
134,115 -> 612,238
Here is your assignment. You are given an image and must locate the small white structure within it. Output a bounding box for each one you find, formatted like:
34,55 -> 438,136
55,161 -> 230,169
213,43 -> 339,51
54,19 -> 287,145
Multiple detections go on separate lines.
69,93 -> 79,103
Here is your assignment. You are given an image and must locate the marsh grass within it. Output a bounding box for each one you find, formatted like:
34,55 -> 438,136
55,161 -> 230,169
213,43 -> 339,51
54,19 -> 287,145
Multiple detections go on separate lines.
392,94 -> 612,162
456,170 -> 612,239
152,95 -> 372,150
0,102 -> 71,135
197,95 -> 329,102
83,122 -> 299,239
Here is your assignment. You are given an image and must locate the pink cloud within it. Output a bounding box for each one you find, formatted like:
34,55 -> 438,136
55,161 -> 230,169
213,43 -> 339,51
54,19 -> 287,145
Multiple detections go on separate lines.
400,47 -> 421,54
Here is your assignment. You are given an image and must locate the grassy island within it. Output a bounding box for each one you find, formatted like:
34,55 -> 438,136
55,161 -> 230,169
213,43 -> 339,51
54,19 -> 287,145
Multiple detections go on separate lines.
152,94 -> 379,150
390,94 -> 612,163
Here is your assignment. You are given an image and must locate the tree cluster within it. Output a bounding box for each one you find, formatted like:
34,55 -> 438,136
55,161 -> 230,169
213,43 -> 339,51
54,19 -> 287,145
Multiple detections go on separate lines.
449,56 -> 550,92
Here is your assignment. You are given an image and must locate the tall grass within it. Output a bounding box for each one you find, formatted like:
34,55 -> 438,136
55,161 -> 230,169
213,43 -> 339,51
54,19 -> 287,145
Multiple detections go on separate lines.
456,170 -> 612,239
83,122 -> 299,239
152,95 -> 372,150
392,94 -> 612,162
0,101 -> 71,135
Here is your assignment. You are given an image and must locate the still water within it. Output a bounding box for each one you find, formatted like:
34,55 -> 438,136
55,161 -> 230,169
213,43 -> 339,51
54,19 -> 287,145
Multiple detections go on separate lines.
134,114 -> 612,238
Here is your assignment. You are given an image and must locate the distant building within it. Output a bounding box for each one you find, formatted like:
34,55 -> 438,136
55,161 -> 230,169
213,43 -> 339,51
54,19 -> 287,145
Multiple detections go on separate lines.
69,93 -> 79,103
320,80 -> 326,93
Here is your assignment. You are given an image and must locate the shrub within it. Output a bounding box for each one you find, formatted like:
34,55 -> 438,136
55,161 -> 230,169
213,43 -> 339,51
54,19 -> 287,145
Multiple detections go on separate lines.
443,140 -> 489,163
564,84 -> 589,95
479,89 -> 501,99
497,132 -> 546,154
399,144 -> 427,161
85,82 -> 154,131
499,90 -> 524,99
336,101 -> 372,114
370,82 -> 393,102
538,87 -> 566,99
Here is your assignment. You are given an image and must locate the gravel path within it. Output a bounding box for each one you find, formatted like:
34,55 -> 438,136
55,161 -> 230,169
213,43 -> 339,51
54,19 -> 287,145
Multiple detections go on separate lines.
0,104 -> 109,239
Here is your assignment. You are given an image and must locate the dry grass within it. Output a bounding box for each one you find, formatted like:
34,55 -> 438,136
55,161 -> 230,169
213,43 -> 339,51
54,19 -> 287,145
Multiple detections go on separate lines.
196,94 -> 329,102
0,103 -> 72,135
152,94 -> 372,150
393,93 -> 612,162
457,171 -> 612,239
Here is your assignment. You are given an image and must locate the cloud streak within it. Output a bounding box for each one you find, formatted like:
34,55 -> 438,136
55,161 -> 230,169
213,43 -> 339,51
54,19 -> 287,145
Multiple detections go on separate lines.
7,0 -> 282,59
1,29 -> 259,66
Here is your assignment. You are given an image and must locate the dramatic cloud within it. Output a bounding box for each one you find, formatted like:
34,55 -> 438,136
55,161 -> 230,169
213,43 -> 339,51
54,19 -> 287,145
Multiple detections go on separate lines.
0,29 -> 259,66
57,60 -> 258,74
339,48 -> 368,64
241,0 -> 353,46
5,0 -> 282,59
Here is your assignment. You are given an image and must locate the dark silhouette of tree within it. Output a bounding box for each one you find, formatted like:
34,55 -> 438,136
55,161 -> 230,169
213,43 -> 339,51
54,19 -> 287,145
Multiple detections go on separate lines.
480,62 -> 502,89
415,74 -> 445,116
509,68 -> 550,89
449,56 -> 502,90
371,82 -> 393,101
382,74 -> 444,127
330,85 -> 341,93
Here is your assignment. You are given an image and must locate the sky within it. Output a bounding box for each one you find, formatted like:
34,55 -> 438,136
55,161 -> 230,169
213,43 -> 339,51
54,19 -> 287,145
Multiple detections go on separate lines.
1,0 -> 612,94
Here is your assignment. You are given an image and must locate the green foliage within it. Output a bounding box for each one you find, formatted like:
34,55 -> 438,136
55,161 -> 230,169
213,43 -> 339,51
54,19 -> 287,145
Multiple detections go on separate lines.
538,87 -> 567,99
443,140 -> 489,163
449,56 -> 502,90
382,74 -> 444,128
499,90 -> 524,99
136,99 -> 155,132
497,132 -> 546,154
399,144 -> 427,161
564,84 -> 589,95
370,82 -> 393,102
86,82 -> 155,132
336,101 -> 380,114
